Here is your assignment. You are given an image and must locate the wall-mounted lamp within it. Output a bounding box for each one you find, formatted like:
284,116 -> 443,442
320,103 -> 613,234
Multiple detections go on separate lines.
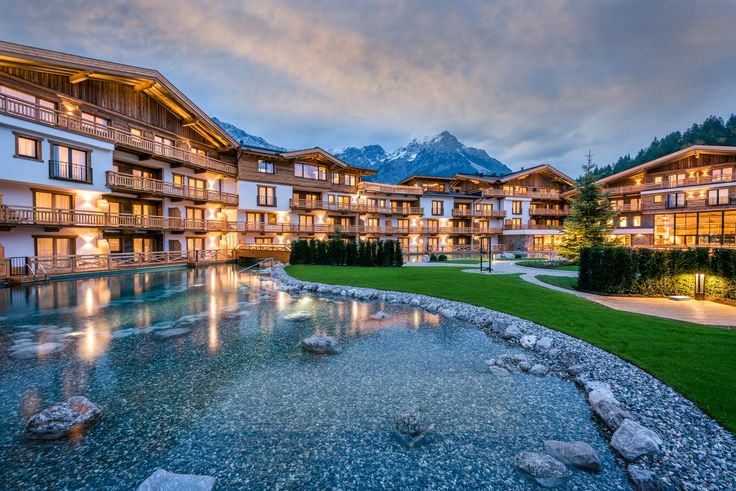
694,272 -> 706,300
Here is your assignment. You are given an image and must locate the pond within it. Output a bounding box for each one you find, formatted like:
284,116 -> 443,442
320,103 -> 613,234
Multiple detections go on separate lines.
0,264 -> 630,489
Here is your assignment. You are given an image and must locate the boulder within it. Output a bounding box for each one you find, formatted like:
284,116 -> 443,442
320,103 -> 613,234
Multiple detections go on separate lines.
9,342 -> 65,359
543,440 -> 601,472
591,398 -> 633,431
529,364 -> 549,376
26,396 -> 101,439
518,361 -> 532,372
438,308 -> 457,318
558,350 -> 579,366
299,335 -> 341,355
489,365 -> 510,377
588,387 -> 619,407
514,451 -> 571,488
567,364 -> 586,376
370,311 -> 389,321
501,252 -> 516,259
520,335 -> 538,349
547,348 -> 561,359
536,337 -> 553,351
503,325 -> 522,340
627,464 -> 675,491
137,469 -> 215,491
394,406 -> 434,447
154,328 -> 191,340
283,311 -> 312,321
611,419 -> 663,461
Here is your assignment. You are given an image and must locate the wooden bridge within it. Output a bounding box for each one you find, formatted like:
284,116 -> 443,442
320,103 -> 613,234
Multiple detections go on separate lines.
235,244 -> 291,264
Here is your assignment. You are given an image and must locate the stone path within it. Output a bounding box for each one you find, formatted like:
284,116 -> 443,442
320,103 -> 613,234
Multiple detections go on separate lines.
409,260 -> 736,327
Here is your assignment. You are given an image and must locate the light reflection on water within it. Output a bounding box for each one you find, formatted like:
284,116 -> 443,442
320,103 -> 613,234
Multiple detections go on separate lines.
0,264 -> 630,490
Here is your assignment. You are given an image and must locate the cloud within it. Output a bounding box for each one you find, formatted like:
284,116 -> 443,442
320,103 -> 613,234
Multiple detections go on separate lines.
2,0 -> 736,174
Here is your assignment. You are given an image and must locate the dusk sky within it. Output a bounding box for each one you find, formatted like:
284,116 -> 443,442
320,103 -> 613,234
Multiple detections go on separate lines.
2,0 -> 736,175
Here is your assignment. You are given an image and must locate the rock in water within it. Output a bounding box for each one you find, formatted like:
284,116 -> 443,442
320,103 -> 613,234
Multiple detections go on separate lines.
591,398 -> 633,431
299,335 -> 342,355
283,311 -> 311,321
515,451 -> 571,488
26,396 -> 101,439
543,440 -> 601,472
10,342 -> 65,359
611,419 -> 663,461
520,334 -> 538,349
137,469 -> 215,491
154,328 -> 191,340
394,406 -> 435,447
369,311 -> 389,320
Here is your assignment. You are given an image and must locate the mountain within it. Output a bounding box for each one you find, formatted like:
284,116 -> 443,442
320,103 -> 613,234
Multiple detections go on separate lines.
336,131 -> 510,183
212,117 -> 286,151
595,114 -> 736,178
333,145 -> 387,169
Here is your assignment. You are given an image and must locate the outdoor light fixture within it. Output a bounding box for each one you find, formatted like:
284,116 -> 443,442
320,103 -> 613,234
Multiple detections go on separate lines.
694,273 -> 706,300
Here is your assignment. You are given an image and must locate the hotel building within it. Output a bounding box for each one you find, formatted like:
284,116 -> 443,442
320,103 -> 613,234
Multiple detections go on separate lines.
591,146 -> 736,248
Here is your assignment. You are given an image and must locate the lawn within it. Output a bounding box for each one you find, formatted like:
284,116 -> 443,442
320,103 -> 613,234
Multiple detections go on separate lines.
537,275 -> 578,290
516,260 -> 579,271
286,265 -> 736,434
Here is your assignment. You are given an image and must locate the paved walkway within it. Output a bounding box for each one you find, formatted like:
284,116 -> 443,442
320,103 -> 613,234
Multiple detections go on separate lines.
408,260 -> 736,327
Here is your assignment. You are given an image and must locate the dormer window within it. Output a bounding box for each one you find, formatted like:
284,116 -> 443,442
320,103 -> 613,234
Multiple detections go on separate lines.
294,162 -> 326,180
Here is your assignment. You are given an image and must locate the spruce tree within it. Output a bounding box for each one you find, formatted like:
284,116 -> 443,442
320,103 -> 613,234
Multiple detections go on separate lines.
560,150 -> 619,261
376,240 -> 385,267
394,241 -> 403,267
346,240 -> 358,266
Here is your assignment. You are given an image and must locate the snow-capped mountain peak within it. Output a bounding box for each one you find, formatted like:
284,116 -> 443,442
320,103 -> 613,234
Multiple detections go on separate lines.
212,117 -> 286,151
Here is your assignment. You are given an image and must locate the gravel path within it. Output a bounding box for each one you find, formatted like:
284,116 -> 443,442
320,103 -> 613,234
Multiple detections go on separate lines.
273,265 -> 736,490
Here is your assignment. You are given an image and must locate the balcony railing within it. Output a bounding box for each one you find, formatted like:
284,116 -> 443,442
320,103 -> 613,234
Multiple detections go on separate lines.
106,172 -> 238,206
452,208 -> 506,218
529,207 -> 571,216
5,249 -> 232,278
504,223 -> 563,230
289,199 -> 423,215
0,204 -> 232,232
49,160 -> 93,184
358,182 -> 423,195
257,197 -> 277,207
0,93 -> 237,176
610,204 -> 641,212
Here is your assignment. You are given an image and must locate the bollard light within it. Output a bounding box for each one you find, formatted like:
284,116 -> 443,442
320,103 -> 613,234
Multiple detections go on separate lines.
694,272 -> 705,300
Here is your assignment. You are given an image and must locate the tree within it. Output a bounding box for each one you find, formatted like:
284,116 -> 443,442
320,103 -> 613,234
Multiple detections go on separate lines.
394,240 -> 404,267
346,240 -> 358,266
560,150 -> 619,261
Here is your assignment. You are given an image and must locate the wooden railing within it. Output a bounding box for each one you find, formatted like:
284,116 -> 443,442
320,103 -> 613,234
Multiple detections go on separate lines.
605,172 -> 736,196
289,199 -> 423,215
358,182 -> 423,195
452,209 -> 506,218
504,222 -> 563,230
481,188 -> 562,199
5,249 -> 233,277
611,204 -> 641,212
529,207 -> 571,216
0,93 -> 237,176
0,204 -> 231,232
106,172 -> 238,206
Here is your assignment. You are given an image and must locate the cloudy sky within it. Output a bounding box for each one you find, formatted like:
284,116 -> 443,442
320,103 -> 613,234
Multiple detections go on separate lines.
2,0 -> 735,175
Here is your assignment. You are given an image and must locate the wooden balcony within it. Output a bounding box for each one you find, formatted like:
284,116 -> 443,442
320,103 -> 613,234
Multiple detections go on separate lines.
0,204 -> 232,232
0,93 -> 237,176
611,204 -> 641,212
106,171 -> 238,206
529,207 -> 571,216
452,208 -> 506,218
482,188 -> 506,198
289,199 -> 423,215
504,189 -> 561,199
358,182 -> 423,195
602,183 -> 644,196
504,223 -> 563,231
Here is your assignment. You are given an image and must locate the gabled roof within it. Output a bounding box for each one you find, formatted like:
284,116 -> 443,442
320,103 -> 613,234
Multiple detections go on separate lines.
597,145 -> 736,185
454,164 -> 576,186
0,40 -> 238,149
241,146 -> 376,175
398,175 -> 456,185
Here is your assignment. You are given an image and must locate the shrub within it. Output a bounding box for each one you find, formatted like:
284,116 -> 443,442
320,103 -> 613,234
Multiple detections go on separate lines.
345,240 -> 358,266
579,247 -> 736,300
438,254 -> 448,262
394,241 -> 404,267
429,253 -> 437,262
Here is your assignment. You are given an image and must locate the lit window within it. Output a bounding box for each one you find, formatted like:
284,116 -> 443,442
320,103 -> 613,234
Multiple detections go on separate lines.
666,193 -> 686,208
512,201 -> 522,215
619,216 -> 627,227
654,194 -> 662,203
257,186 -> 277,206
708,189 -> 729,206
258,160 -> 274,174
633,216 -> 641,227
343,174 -> 356,186
190,147 -> 206,157
331,172 -> 341,184
15,135 -> 40,159
431,200 -> 444,215
81,112 -> 109,128
294,162 -> 326,180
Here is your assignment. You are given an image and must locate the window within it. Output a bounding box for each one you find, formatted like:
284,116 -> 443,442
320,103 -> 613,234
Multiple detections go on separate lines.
258,160 -> 274,174
666,193 -> 686,208
654,194 -> 662,203
172,174 -> 185,187
668,173 -> 686,187
254,237 -> 273,244
397,218 -> 409,231
512,218 -> 522,229
35,237 -> 73,257
190,147 -> 206,157
154,135 -> 175,156
130,128 -> 143,137
422,183 -> 445,192
50,144 -> 91,183
343,174 -> 356,186
712,167 -> 733,182
708,189 -> 729,206
426,219 -> 439,231
294,162 -> 326,180
257,186 -> 277,206
108,238 -> 122,253
431,200 -> 444,215
15,134 -> 41,160
654,176 -> 663,184
187,237 -> 205,251
633,216 -> 641,227
34,190 -> 73,211
331,172 -> 341,184
512,201 -> 522,215
619,216 -> 627,228
81,112 -> 109,129
299,215 -> 314,226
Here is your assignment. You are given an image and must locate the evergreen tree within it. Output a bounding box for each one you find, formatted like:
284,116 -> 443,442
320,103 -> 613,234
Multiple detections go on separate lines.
317,241 -> 328,264
376,240 -> 385,267
346,240 -> 358,266
369,241 -> 378,266
308,239 -> 318,264
358,240 -> 369,266
383,240 -> 394,267
560,151 -> 619,261
394,240 -> 403,267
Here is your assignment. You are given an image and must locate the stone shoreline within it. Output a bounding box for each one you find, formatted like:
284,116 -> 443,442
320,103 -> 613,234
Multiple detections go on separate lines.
273,265 -> 736,490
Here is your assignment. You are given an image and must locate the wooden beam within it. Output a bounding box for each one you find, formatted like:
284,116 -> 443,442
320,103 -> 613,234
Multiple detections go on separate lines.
69,70 -> 92,84
133,80 -> 156,92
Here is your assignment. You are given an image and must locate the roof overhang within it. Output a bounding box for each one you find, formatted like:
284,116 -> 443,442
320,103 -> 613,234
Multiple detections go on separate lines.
281,147 -> 376,175
0,40 -> 238,149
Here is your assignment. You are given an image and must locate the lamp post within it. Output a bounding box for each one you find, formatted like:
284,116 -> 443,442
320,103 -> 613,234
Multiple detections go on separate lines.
694,272 -> 706,301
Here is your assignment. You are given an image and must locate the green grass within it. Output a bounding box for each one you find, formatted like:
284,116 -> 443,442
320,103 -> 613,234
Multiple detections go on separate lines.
516,260 -> 579,271
537,275 -> 578,290
286,265 -> 736,434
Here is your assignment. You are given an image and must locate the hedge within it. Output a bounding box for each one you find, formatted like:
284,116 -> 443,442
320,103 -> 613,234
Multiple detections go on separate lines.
289,237 -> 403,267
578,247 -> 736,300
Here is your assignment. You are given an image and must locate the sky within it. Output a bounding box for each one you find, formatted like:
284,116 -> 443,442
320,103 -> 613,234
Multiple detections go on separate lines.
2,0 -> 736,175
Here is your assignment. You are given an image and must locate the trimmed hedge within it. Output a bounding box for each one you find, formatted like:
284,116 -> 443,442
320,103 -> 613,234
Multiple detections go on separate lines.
579,247 -> 736,300
289,237 -> 403,267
